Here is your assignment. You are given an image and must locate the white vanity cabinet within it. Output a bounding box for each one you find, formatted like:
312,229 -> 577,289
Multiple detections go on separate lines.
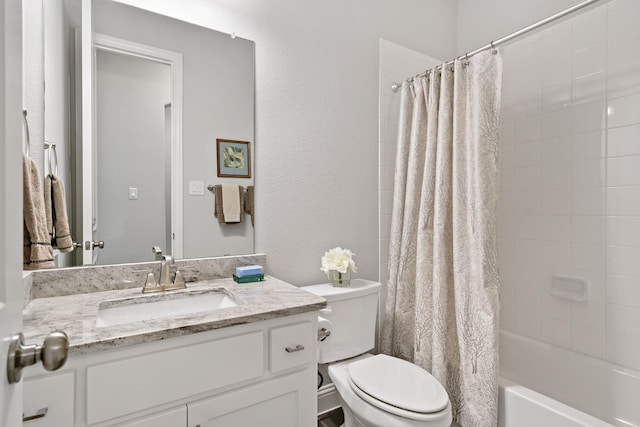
23,312 -> 318,427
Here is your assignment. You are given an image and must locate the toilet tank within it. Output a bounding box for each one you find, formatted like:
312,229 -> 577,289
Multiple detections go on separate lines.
303,279 -> 382,364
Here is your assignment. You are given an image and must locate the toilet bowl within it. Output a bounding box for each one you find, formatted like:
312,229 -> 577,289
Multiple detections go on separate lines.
329,354 -> 452,427
303,280 -> 452,427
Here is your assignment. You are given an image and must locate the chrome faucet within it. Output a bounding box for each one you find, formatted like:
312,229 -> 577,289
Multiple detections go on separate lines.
142,255 -> 187,293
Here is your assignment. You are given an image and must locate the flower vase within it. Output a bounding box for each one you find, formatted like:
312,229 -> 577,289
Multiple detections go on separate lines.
328,269 -> 351,287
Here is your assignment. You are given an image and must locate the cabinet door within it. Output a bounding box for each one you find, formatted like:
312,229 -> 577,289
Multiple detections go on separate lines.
270,321 -> 315,373
188,370 -> 315,427
119,406 -> 187,427
23,372 -> 74,427
87,331 -> 263,424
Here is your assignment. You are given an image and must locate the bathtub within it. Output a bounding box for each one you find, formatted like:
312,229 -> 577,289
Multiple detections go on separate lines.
498,378 -> 613,427
499,330 -> 640,426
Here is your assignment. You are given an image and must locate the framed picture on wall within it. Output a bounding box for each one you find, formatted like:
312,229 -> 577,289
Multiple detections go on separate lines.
216,139 -> 251,178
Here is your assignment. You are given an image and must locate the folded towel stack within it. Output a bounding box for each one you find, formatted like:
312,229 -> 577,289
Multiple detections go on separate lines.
23,155 -> 55,270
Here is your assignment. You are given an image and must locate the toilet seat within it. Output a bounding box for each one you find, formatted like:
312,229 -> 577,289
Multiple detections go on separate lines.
346,354 -> 449,421
329,354 -> 452,427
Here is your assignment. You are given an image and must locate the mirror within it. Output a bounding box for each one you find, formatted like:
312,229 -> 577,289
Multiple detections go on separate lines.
33,0 -> 255,269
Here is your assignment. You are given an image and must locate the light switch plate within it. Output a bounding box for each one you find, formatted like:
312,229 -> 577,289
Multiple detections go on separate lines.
189,180 -> 205,196
129,187 -> 138,200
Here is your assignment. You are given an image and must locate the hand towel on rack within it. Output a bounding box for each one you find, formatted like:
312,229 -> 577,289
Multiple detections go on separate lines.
214,184 -> 244,223
23,155 -> 55,270
243,185 -> 254,226
44,174 -> 74,253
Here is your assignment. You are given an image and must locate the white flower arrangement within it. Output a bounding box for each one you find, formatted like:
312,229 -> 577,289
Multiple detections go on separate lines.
321,247 -> 357,278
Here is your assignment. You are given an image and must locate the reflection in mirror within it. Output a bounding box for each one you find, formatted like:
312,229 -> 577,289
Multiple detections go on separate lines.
95,48 -> 172,266
34,0 -> 255,269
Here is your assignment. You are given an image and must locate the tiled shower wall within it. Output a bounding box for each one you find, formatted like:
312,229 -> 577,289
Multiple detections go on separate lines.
499,0 -> 640,372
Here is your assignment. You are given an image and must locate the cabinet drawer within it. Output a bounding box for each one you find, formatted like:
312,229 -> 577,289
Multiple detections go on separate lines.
23,372 -> 74,427
270,322 -> 314,373
87,331 -> 263,425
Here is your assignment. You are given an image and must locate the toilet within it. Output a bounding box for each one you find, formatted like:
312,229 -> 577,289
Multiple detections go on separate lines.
304,279 -> 452,427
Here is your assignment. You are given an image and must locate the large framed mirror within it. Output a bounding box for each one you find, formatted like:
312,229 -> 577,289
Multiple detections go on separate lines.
27,0 -> 255,269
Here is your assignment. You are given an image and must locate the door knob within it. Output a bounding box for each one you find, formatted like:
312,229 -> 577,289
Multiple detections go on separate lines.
7,331 -> 69,384
85,240 -> 105,250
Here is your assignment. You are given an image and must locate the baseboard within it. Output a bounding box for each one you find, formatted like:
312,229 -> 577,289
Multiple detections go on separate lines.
318,383 -> 341,416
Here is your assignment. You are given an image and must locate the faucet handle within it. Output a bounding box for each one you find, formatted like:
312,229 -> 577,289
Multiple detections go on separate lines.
141,272 -> 163,293
173,270 -> 186,288
144,272 -> 158,289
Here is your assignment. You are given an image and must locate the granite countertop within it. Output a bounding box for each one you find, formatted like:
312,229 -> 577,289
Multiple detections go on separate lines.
22,276 -> 327,356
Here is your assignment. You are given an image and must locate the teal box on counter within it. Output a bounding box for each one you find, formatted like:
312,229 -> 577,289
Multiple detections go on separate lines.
236,265 -> 264,277
233,273 -> 264,284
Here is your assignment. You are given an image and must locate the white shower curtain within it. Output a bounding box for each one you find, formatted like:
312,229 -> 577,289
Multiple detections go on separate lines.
381,50 -> 502,427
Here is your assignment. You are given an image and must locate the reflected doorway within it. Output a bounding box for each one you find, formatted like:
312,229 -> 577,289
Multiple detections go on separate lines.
93,49 -> 172,265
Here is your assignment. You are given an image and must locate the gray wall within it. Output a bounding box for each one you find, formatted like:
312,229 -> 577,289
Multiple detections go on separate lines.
95,50 -> 170,265
94,0 -> 255,259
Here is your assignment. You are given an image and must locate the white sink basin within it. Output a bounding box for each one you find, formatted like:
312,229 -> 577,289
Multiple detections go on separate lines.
96,288 -> 238,327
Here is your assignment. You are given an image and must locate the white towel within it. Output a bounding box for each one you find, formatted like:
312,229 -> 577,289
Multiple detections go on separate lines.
221,184 -> 241,223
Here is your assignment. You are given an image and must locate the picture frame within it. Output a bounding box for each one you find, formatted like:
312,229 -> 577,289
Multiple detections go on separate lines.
216,139 -> 251,178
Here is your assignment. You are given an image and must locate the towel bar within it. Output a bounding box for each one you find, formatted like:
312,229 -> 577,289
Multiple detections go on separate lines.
44,141 -> 58,176
207,184 -> 248,193
22,109 -> 30,157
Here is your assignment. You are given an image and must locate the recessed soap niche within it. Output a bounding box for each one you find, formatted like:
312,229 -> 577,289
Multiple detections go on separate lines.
551,275 -> 588,302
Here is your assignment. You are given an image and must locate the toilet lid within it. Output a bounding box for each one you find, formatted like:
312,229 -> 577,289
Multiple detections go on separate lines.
347,354 -> 449,415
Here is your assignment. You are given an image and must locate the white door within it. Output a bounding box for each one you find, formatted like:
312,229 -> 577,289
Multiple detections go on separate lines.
2,3 -> 69,424
0,0 -> 25,425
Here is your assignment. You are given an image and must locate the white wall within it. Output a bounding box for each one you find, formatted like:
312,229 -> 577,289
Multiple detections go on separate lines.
115,0 -> 458,285
23,0 -> 44,170
456,0 -> 586,54
493,0 -> 640,424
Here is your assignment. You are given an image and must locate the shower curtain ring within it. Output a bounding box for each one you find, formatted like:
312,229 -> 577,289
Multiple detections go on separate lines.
490,41 -> 497,54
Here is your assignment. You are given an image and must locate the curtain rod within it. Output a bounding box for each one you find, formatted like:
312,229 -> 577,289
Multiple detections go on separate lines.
391,0 -> 603,91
